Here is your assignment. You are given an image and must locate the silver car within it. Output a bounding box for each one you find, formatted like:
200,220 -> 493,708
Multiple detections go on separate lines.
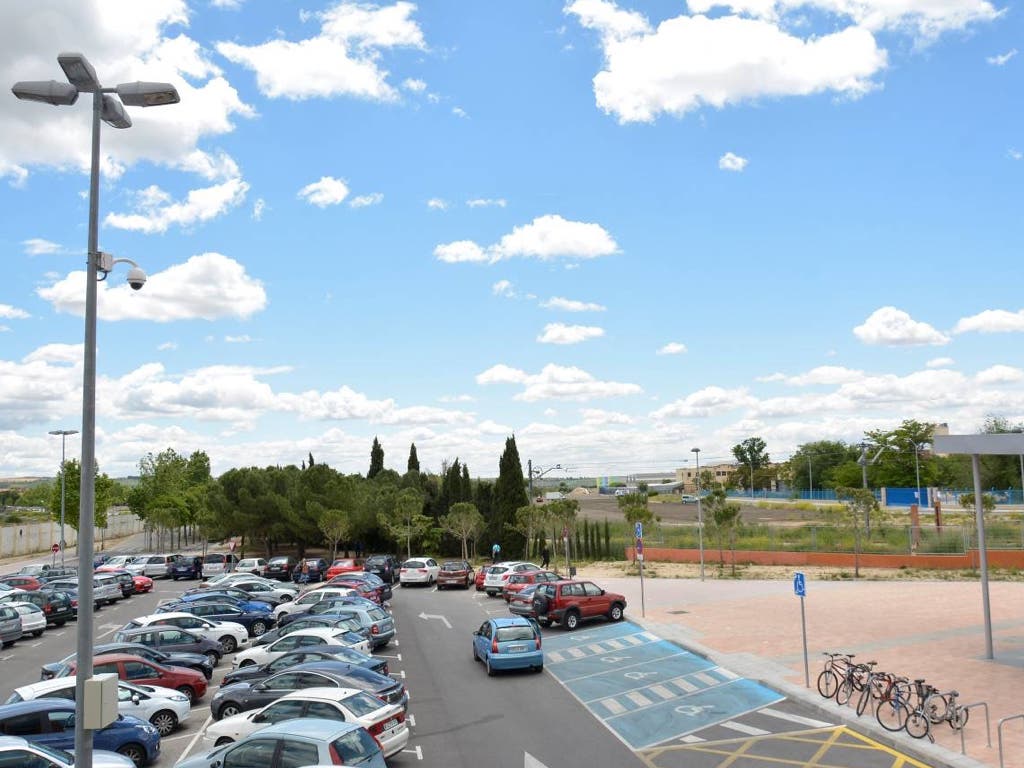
127,553 -> 181,579
48,577 -> 120,608
0,605 -> 21,647
0,735 -> 135,768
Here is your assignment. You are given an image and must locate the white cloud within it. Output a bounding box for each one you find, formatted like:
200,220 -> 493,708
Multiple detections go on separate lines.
543,408 -> 558,417
581,408 -> 636,425
350,192 -> 384,208
853,306 -> 950,346
0,305 -> 30,320
216,2 -> 426,102
225,335 -> 254,344
542,296 -> 607,312
657,342 -> 687,355
298,176 -> 350,207
757,372 -> 788,382
987,49 -> 1017,66
157,342 -> 177,351
785,365 -> 865,385
252,198 -> 266,221
427,198 -> 449,210
402,78 -> 427,92
650,386 -> 755,419
477,362 -> 642,401
1009,149 -> 1024,161
719,152 -> 748,171
436,214 -> 619,264
22,238 -> 63,256
954,309 -> 1024,334
439,394 -> 474,403
567,1 -> 887,123
467,198 -> 507,208
975,365 -> 1023,384
926,356 -> 954,368
537,323 -> 606,344
37,252 -> 267,322
492,280 -> 516,298
105,178 -> 249,233
452,106 -> 469,118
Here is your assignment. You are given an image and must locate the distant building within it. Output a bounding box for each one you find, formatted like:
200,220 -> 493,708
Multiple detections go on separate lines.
676,463 -> 737,492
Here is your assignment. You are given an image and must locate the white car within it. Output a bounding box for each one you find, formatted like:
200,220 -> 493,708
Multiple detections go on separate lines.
6,677 -> 190,737
222,578 -> 297,603
0,735 -> 135,768
123,612 -> 250,654
101,555 -> 138,569
7,601 -> 44,636
399,557 -> 440,586
235,558 -> 267,576
199,686 -> 409,757
126,553 -> 180,579
483,561 -> 540,596
231,628 -> 365,669
272,587 -> 357,620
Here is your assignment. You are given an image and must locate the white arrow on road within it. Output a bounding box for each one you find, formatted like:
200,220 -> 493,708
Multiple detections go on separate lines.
525,752 -> 552,768
418,611 -> 452,629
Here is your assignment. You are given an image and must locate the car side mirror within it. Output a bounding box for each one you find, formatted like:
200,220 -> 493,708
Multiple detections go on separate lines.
472,630 -> 479,636
253,683 -> 266,691
131,694 -> 141,705
600,589 -> 606,595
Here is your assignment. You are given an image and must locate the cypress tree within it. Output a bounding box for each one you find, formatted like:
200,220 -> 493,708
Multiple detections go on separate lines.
461,463 -> 471,502
583,519 -> 590,558
368,437 -> 384,479
574,528 -> 581,562
604,518 -> 611,558
407,443 -> 420,473
492,436 -> 529,552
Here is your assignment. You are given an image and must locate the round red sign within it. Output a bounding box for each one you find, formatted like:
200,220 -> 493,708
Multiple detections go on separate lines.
51,543 -> 60,553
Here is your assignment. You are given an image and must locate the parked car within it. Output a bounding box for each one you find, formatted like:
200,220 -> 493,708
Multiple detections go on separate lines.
221,645 -> 385,687
0,700 -> 160,767
94,568 -> 137,598
283,599 -> 395,649
231,628 -> 368,669
172,590 -> 275,613
398,557 -> 440,587
0,734 -> 135,768
502,569 -> 561,602
437,560 -> 474,590
123,612 -> 250,654
475,568 -> 487,591
235,558 -> 266,576
132,574 -> 154,594
157,602 -> 274,638
169,558 -> 203,581
364,554 -> 400,584
126,554 -> 181,579
532,579 -> 627,630
7,602 -> 45,637
320,578 -> 384,604
199,686 -> 408,757
70,652 -> 208,703
15,565 -> 49,576
483,561 -> 541,597
6,677 -> 190,737
507,583 -> 544,618
41,642 -> 215,682
0,575 -> 43,591
210,578 -> 296,604
0,590 -> 73,627
177,718 -> 388,768
202,553 -> 239,577
681,494 -> 700,503
324,558 -> 363,580
210,661 -> 407,720
263,555 -> 297,581
0,604 -> 22,646
292,557 -> 329,584
272,587 -> 357,620
472,616 -> 544,675
100,555 -> 137,569
112,625 -> 223,668
46,576 -> 120,609
251,614 -> 370,648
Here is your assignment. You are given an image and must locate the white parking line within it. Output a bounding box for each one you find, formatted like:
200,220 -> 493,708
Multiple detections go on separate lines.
30,641 -> 43,648
377,653 -> 402,660
390,670 -> 406,679
401,746 -> 423,760
180,713 -> 212,761
407,713 -> 416,727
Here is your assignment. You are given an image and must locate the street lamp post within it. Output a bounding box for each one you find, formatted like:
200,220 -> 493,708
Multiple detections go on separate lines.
691,447 -> 704,581
14,53 -> 178,768
913,442 -> 924,508
48,429 -> 78,567
807,456 -> 813,502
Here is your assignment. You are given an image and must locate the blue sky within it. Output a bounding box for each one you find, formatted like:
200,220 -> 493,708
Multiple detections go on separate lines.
1,0 -> 1022,480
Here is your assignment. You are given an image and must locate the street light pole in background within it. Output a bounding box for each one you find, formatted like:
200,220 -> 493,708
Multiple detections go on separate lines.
14,53 -> 178,768
807,456 -> 813,502
691,447 -> 704,581
48,429 -> 78,567
913,441 -> 924,507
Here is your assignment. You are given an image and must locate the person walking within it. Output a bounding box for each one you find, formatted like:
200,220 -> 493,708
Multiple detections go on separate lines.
541,544 -> 550,570
193,555 -> 204,580
491,542 -> 501,564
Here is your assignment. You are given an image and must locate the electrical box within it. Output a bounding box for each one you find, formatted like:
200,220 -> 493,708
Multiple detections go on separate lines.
83,673 -> 119,729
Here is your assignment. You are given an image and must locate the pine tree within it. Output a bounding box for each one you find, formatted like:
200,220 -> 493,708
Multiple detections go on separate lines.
407,443 -> 419,473
368,437 -> 384,479
492,436 -> 529,552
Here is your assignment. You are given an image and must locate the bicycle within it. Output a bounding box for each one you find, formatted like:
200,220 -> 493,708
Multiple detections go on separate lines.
903,678 -> 933,740
924,688 -> 969,730
876,676 -> 912,732
856,666 -> 895,717
836,660 -> 875,706
817,651 -> 856,700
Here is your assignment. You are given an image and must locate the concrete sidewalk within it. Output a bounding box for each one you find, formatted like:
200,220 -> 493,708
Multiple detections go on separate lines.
576,570 -> 1024,768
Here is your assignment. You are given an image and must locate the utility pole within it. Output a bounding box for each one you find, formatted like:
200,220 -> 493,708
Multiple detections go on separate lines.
807,456 -> 813,502
858,442 -> 868,489
691,447 -> 704,581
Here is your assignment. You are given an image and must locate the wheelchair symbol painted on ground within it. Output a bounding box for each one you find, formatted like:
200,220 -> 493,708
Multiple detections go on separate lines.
601,656 -> 629,664
675,704 -> 715,716
624,671 -> 659,680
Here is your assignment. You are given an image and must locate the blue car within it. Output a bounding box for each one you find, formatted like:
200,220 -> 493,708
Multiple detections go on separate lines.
472,616 -> 544,675
164,592 -> 272,614
157,601 -> 275,637
0,700 -> 160,767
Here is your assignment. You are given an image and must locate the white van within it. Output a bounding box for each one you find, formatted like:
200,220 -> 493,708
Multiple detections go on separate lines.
202,552 -> 239,576
127,554 -> 182,579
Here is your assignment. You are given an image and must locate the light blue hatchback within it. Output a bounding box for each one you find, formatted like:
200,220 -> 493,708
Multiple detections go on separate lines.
472,616 -> 544,676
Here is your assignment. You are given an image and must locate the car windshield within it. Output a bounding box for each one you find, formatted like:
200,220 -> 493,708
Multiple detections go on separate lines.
332,729 -> 381,762
488,566 -> 508,574
342,691 -> 388,716
269,557 -> 289,564
441,563 -> 464,571
402,560 -> 425,568
496,626 -> 536,642
367,607 -> 388,621
204,554 -> 226,564
366,556 -> 387,565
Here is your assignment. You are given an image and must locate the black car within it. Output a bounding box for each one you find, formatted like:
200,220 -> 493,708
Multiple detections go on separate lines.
264,555 -> 297,581
182,585 -> 282,608
364,554 -> 400,584
221,645 -> 388,686
160,601 -> 275,637
169,558 -> 203,580
112,625 -> 223,667
41,641 -> 216,681
292,557 -> 329,584
211,661 -> 407,720
0,590 -> 74,626
37,567 -> 79,583
253,615 -> 370,647
277,599 -> 361,627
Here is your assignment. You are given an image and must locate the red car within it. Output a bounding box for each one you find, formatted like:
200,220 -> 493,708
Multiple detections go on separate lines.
133,574 -> 154,594
324,578 -> 383,604
71,652 -> 208,702
0,575 -> 43,591
502,570 -> 561,602
324,558 -> 364,580
437,560 -> 474,590
475,568 -> 487,591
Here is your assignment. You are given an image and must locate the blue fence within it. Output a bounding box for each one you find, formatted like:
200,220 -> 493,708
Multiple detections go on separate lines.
723,488 -> 1024,506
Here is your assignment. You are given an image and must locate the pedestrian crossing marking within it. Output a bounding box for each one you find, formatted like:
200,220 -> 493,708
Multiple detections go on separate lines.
693,672 -> 718,686
649,685 -> 674,700
670,676 -> 699,693
602,698 -> 627,715
759,707 -> 831,728
627,691 -> 652,707
720,720 -> 771,736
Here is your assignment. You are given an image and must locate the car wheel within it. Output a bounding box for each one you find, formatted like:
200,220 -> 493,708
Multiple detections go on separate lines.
150,710 -> 178,736
280,594 -> 292,602
609,603 -> 624,622
117,743 -> 147,768
217,702 -> 241,720
533,665 -> 544,673
205,651 -> 221,667
250,621 -> 267,637
564,610 -> 581,631
32,630 -> 43,637
54,620 -> 66,627
220,635 -> 238,654
472,644 -> 478,661
215,737 -> 234,747
486,657 -> 495,677
176,685 -> 196,703
239,659 -> 256,667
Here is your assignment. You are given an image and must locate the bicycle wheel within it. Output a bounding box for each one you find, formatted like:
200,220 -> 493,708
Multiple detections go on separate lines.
877,699 -> 908,732
851,664 -> 871,692
950,707 -> 969,731
836,677 -> 854,706
856,685 -> 873,717
923,693 -> 948,724
906,710 -> 930,739
817,669 -> 839,699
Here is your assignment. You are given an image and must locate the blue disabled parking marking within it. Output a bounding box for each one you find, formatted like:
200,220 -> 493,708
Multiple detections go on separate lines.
543,622 -> 784,752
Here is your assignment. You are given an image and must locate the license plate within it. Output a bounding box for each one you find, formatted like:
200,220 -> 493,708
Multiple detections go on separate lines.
382,718 -> 398,730
508,644 -> 526,653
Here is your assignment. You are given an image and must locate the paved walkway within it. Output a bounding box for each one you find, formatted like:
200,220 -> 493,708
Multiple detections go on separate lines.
575,570 -> 1024,768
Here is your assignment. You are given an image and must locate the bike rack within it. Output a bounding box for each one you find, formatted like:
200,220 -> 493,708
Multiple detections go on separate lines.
958,702 -> 991,755
998,713 -> 1024,768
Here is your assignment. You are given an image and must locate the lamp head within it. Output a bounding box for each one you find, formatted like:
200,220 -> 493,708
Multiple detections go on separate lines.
57,53 -> 101,92
116,81 -> 180,107
12,80 -> 79,106
101,94 -> 132,129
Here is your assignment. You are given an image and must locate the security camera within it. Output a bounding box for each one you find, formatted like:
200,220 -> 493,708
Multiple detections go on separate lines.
126,266 -> 147,291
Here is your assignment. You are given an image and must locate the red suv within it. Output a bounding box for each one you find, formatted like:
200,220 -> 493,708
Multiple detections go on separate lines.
502,570 -> 560,602
73,652 -> 208,702
531,580 -> 627,631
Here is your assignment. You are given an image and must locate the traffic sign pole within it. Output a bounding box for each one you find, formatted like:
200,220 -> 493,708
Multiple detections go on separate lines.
794,571 -> 809,687
636,525 -> 646,618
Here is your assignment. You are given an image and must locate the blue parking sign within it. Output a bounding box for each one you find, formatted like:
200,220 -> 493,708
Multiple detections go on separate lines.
793,571 -> 806,597
634,521 -> 643,539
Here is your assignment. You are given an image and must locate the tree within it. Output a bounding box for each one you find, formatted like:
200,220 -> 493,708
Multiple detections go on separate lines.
368,437 -> 384,479
49,459 -> 114,531
513,504 -> 548,560
960,493 -> 996,514
863,419 -> 936,488
407,443 -> 420,473
704,489 -> 742,575
316,504 -> 352,561
378,487 -> 432,559
785,441 -> 861,494
831,487 -> 879,578
731,437 -> 770,491
617,492 -> 654,527
440,502 -> 484,560
492,436 -> 529,552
